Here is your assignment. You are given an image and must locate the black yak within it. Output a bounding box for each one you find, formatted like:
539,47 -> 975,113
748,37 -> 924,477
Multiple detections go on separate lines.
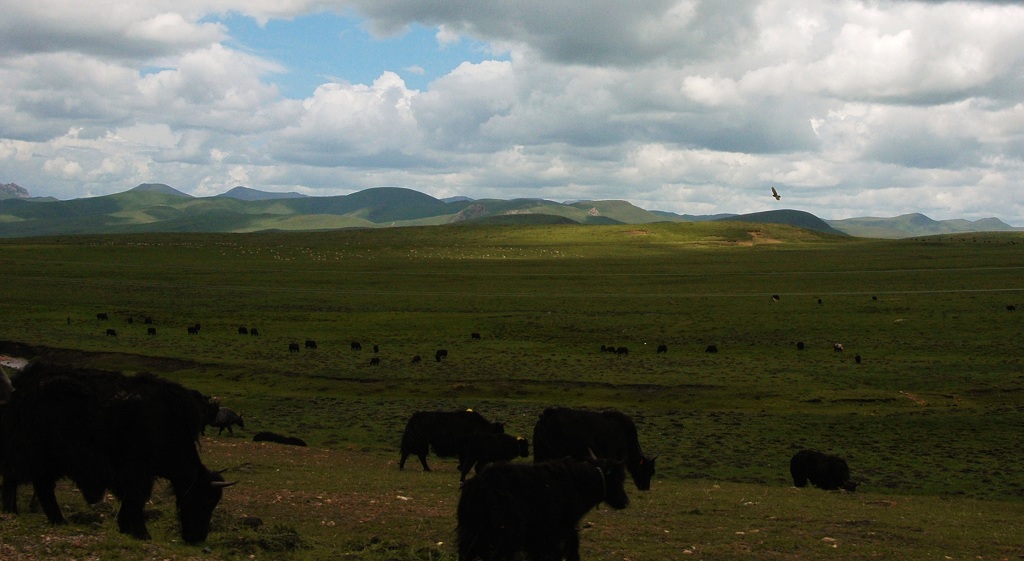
790,449 -> 857,491
435,349 -> 448,362
209,407 -> 244,436
399,410 -> 504,472
533,407 -> 657,491
304,339 -> 317,349
0,362 -> 233,543
253,431 -> 307,447
457,455 -> 629,561
458,433 -> 530,482
288,342 -> 300,352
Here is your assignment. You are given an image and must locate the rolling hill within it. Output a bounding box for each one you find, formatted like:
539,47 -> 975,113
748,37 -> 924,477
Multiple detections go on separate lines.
0,184 -> 1018,238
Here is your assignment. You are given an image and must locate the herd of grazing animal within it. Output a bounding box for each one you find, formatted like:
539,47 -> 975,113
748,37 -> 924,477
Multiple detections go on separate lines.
4,310 -> 868,556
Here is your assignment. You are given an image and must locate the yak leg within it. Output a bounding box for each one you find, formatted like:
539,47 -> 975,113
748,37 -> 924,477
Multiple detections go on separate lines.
31,476 -> 66,524
418,453 -> 431,471
563,530 -> 582,561
114,475 -> 154,540
1,474 -> 19,514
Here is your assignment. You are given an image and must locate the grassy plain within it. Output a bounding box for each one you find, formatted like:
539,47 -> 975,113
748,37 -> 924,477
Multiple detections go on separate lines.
0,221 -> 1022,560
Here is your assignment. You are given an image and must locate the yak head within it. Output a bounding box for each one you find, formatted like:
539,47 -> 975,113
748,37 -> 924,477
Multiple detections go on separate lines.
586,450 -> 629,510
176,469 -> 236,544
632,453 -> 658,491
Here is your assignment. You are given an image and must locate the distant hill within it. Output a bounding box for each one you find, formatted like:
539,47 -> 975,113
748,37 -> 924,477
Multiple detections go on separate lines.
0,184 -> 1019,238
827,213 -> 1019,238
718,209 -> 848,236
130,183 -> 192,198
218,186 -> 307,201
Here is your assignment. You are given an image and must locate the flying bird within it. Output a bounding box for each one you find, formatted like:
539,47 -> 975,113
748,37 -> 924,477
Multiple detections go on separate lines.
771,186 -> 781,201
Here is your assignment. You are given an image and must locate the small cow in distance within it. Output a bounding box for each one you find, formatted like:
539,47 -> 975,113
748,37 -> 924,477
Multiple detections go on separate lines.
249,328 -> 259,336
105,328 -> 117,337
369,357 -> 380,366
209,407 -> 245,436
238,326 -> 248,335
351,341 -> 362,351
305,339 -> 317,349
411,355 -> 422,364
458,433 -> 530,482
457,455 -> 629,561
705,344 -> 718,353
399,409 -> 504,472
834,343 -> 844,352
790,449 -> 858,491
253,431 -> 307,447
96,313 -> 109,320
288,342 -> 300,352
435,349 -> 448,362
147,327 -> 157,335
533,407 -> 657,491
657,344 -> 668,354
471,332 -> 481,340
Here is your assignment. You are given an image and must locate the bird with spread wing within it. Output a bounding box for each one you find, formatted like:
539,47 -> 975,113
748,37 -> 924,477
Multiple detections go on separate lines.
771,186 -> 781,201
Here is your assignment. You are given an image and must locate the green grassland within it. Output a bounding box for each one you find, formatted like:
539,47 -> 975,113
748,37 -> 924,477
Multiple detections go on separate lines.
0,221 -> 1022,560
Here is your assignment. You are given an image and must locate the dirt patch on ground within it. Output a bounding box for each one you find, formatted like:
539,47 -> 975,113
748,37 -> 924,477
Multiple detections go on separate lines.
0,341 -> 203,373
623,229 -> 649,236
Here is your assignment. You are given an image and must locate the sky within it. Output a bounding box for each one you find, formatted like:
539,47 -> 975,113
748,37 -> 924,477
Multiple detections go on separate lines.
2,1 -> 1024,224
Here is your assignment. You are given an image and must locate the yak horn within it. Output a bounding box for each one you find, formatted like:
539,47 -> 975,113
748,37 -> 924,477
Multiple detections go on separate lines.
0,366 -> 13,405
211,480 -> 238,489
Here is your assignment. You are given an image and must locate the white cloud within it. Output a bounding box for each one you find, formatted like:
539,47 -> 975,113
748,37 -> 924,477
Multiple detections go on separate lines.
1,0 -> 1024,224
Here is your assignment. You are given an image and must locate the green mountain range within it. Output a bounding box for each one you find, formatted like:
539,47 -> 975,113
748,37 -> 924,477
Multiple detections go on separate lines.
0,183 -> 1017,238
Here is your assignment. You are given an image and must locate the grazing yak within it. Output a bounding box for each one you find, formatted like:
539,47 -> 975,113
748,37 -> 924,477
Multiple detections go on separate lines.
457,455 -> 629,561
209,407 -> 245,436
790,449 -> 858,491
253,431 -> 307,447
288,342 -> 300,352
399,409 -> 504,472
435,349 -> 448,362
457,433 -> 530,482
533,407 -> 657,491
304,339 -> 317,349
0,362 -> 233,543
657,344 -> 668,354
